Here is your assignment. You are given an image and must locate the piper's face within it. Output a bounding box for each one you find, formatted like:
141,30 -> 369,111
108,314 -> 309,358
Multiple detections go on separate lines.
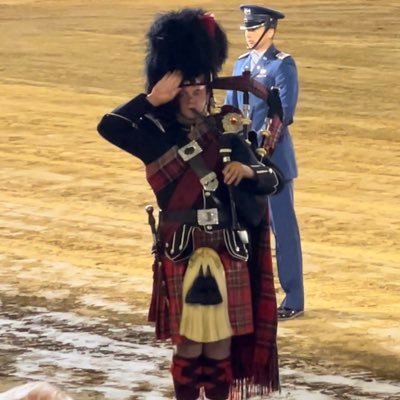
178,77 -> 208,119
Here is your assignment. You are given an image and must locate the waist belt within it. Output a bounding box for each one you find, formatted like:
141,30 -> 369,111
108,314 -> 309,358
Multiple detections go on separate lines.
160,208 -> 230,227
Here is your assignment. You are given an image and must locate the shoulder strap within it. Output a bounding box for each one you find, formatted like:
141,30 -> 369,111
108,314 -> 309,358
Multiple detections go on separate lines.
174,121 -> 220,193
177,140 -> 218,192
275,51 -> 291,60
238,51 -> 250,60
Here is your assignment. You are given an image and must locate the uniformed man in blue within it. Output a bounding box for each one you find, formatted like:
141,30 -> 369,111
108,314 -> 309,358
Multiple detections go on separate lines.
226,4 -> 304,320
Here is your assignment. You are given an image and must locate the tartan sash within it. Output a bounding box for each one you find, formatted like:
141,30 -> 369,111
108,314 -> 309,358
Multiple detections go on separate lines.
145,118 -> 220,241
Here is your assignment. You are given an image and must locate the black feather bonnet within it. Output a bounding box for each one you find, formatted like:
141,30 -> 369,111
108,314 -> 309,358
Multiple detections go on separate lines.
145,8 -> 228,92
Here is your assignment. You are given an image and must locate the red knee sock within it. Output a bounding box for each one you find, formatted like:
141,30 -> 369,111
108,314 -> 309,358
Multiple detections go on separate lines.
200,356 -> 232,400
171,354 -> 202,400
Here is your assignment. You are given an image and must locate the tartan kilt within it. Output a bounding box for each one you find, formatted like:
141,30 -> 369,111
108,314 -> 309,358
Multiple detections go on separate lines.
153,250 -> 254,343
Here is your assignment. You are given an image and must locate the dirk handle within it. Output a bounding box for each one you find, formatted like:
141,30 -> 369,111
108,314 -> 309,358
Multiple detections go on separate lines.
145,205 -> 157,238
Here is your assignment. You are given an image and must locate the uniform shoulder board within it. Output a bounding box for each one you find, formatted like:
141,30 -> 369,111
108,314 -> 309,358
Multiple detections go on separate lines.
276,51 -> 291,60
238,51 -> 250,60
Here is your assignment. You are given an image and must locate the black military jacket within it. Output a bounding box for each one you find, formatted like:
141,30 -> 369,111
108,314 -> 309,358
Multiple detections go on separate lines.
97,94 -> 283,227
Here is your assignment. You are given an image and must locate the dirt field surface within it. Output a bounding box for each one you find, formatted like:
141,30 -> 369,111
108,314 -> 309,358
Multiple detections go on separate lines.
1,0 -> 400,399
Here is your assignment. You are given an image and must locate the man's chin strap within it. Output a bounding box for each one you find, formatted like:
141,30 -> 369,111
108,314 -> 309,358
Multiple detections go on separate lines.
247,24 -> 270,50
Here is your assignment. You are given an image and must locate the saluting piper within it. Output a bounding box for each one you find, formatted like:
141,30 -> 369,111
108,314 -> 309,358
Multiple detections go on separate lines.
97,8 -> 283,399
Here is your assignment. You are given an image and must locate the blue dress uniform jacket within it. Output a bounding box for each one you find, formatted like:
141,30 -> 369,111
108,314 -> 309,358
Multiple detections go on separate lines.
226,44 -> 304,312
225,44 -> 298,181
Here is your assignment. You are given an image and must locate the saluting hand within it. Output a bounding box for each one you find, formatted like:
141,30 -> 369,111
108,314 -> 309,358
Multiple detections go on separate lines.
146,70 -> 183,107
222,161 -> 255,186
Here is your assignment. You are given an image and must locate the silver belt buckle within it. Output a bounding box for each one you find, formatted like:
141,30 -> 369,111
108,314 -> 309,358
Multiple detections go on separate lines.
177,140 -> 202,161
197,208 -> 219,226
200,172 -> 219,192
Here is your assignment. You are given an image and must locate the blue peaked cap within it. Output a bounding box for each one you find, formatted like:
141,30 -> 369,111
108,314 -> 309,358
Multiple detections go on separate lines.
239,4 -> 285,30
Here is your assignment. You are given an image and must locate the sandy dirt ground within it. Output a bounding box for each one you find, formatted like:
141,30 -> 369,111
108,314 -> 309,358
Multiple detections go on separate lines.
1,0 -> 400,399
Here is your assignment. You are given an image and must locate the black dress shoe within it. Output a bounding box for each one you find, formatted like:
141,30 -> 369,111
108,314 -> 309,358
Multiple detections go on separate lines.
278,307 -> 304,321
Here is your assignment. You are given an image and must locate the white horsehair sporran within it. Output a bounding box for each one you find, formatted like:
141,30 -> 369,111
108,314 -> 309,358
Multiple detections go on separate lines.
179,247 -> 232,342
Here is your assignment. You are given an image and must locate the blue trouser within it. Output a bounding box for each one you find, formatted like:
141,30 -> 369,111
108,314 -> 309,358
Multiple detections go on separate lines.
268,180 -> 304,311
